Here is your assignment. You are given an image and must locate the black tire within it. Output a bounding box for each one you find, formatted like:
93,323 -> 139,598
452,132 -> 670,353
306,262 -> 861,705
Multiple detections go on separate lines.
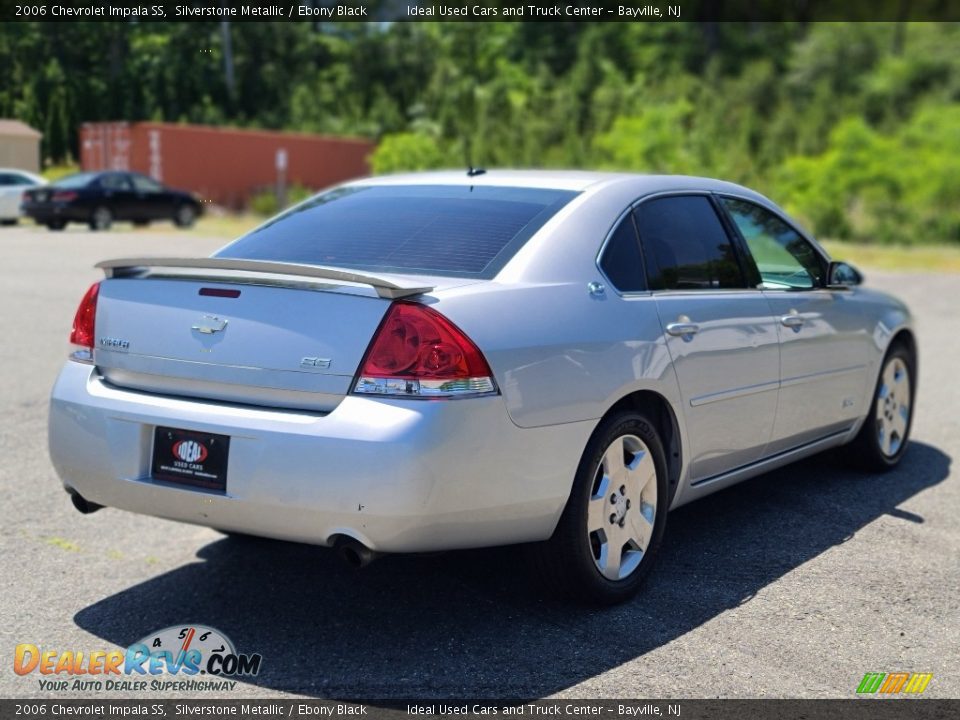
89,206 -> 112,231
133,220 -> 150,227
173,204 -> 196,228
47,220 -> 66,231
530,410 -> 669,605
0,218 -> 18,226
848,342 -> 916,472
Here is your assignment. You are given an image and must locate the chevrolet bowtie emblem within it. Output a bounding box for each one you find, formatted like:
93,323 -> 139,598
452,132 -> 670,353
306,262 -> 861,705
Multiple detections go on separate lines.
192,315 -> 228,334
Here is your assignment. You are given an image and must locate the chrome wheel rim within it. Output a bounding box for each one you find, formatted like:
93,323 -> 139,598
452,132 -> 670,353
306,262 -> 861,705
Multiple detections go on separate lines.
587,434 -> 658,581
93,208 -> 111,229
177,206 -> 194,225
876,356 -> 911,457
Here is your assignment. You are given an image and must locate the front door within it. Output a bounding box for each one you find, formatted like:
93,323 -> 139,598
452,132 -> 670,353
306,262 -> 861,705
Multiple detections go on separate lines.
719,197 -> 873,454
635,195 -> 781,482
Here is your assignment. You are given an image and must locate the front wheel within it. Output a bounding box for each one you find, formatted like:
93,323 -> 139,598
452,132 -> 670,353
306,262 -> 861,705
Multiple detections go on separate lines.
89,206 -> 113,231
530,410 -> 668,605
849,343 -> 916,471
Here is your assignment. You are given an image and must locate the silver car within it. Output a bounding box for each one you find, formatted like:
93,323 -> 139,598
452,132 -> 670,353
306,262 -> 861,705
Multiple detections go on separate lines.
49,171 -> 916,604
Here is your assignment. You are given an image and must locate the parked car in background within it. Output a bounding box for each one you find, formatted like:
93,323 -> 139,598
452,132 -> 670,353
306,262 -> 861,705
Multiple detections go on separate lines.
22,171 -> 202,231
0,168 -> 45,224
48,171 -> 917,605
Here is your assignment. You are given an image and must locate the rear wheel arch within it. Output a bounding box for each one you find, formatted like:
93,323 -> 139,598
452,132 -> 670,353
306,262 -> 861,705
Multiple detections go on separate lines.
602,390 -> 683,507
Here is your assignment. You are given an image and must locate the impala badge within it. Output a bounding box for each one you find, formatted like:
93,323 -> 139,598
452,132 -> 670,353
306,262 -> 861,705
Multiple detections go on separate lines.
192,315 -> 228,334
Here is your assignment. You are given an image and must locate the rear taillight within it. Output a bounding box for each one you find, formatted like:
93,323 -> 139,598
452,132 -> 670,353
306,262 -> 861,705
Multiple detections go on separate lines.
69,282 -> 100,362
353,301 -> 497,398
52,191 -> 78,202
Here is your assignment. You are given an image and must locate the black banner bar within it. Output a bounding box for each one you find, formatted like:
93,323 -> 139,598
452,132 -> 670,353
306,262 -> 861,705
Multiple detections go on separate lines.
1,700 -> 959,720
1,0 -> 960,23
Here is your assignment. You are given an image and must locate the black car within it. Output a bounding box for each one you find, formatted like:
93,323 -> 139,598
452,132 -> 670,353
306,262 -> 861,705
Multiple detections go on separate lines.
22,171 -> 202,231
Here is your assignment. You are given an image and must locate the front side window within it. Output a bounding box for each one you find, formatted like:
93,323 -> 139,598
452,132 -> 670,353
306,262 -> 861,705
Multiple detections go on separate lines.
218,185 -> 578,279
721,198 -> 825,290
599,214 -> 646,292
131,175 -> 163,192
634,195 -> 745,290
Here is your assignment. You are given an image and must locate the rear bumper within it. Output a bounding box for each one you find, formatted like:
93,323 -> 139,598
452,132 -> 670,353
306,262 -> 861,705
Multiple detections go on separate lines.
49,361 -> 593,552
24,203 -> 89,222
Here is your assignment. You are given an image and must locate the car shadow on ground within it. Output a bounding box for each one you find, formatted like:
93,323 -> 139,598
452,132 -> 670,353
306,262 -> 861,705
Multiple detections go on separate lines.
75,442 -> 950,699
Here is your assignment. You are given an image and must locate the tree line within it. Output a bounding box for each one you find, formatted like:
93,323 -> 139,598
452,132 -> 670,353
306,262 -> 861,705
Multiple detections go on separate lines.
1,19 -> 957,242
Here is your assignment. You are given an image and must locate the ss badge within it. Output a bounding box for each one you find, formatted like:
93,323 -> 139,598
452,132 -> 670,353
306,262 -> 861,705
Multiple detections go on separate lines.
300,357 -> 332,369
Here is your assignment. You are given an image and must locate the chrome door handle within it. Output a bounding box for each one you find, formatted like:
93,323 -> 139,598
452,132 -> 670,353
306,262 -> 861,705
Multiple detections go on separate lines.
666,322 -> 700,337
780,314 -> 805,329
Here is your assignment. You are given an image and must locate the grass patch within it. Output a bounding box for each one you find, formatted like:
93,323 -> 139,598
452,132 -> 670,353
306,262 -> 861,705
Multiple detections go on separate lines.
191,213 -> 263,240
44,536 -> 81,552
822,240 -> 960,273
42,163 -> 81,183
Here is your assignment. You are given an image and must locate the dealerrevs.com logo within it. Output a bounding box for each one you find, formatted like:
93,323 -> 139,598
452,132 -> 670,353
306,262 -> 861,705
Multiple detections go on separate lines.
14,625 -> 262,693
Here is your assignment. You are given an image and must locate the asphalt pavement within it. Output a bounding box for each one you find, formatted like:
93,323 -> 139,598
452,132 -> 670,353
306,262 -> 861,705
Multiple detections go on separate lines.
0,223 -> 956,699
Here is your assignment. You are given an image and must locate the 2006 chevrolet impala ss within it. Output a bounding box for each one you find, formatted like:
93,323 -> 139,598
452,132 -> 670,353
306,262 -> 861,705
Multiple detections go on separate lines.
49,171 -> 917,604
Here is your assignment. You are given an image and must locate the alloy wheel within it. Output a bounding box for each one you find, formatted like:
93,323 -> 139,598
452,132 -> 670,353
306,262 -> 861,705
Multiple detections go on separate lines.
586,434 -> 658,581
876,356 -> 911,457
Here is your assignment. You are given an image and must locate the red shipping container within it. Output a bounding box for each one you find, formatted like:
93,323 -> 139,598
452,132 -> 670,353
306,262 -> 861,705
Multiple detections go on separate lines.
80,121 -> 373,209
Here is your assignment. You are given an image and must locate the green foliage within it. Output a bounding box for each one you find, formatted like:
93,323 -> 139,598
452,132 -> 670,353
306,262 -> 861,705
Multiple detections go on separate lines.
1,19 -> 958,243
249,184 -> 314,217
371,133 -> 448,174
42,163 -> 80,183
777,107 -> 960,243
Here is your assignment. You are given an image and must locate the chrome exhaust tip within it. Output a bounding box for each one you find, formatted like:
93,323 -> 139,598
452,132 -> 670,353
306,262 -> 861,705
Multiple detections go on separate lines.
332,536 -> 377,568
68,489 -> 103,515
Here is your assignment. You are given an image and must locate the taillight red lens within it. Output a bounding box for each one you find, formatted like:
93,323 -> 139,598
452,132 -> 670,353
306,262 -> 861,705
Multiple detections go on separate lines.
52,191 -> 78,202
354,302 -> 496,397
69,282 -> 100,349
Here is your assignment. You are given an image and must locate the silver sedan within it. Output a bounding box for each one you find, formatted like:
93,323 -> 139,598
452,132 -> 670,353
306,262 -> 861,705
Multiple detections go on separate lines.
48,171 -> 916,604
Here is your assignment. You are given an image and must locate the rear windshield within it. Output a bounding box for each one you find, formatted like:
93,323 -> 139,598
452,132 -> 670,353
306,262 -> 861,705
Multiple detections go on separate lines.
217,185 -> 578,278
53,173 -> 98,189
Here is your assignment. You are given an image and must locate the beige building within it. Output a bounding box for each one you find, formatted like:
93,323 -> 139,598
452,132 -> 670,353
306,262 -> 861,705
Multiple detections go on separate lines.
0,120 -> 42,173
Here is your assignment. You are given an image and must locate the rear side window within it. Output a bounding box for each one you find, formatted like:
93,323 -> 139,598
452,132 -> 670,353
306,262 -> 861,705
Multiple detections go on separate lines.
98,174 -> 131,191
52,173 -> 97,189
0,173 -> 31,186
599,214 -> 646,292
218,185 -> 578,278
634,195 -> 745,290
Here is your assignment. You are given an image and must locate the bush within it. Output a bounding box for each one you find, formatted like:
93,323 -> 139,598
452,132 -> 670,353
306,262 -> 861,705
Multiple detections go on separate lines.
248,184 -> 314,217
371,133 -> 447,174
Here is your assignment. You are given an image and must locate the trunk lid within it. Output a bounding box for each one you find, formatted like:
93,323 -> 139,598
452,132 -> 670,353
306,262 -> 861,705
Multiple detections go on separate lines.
94,276 -> 393,412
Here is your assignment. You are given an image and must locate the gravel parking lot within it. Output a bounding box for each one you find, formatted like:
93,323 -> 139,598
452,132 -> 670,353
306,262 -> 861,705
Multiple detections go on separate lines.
0,224 -> 957,699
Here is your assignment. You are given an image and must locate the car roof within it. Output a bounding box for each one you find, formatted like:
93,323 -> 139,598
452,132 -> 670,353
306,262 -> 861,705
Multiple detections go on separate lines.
345,169 -> 770,202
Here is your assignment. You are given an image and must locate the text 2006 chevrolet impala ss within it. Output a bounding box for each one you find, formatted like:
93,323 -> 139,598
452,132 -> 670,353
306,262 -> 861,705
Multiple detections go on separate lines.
49,171 -> 916,604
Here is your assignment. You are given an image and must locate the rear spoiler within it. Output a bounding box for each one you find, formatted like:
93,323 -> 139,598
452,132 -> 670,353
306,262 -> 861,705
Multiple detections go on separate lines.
96,257 -> 434,300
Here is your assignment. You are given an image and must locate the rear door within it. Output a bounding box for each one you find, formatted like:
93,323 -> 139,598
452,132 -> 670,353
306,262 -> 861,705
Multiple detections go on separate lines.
96,173 -> 137,220
719,197 -> 872,453
0,171 -> 37,218
130,173 -> 175,220
636,194 -> 781,482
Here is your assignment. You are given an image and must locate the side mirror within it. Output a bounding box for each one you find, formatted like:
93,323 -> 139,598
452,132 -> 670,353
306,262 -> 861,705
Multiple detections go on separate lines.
827,261 -> 863,289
